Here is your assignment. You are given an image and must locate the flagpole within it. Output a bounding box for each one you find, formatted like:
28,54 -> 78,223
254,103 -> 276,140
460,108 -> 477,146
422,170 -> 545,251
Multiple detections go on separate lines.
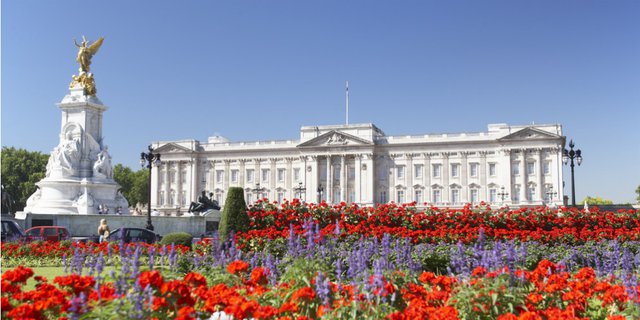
346,81 -> 349,125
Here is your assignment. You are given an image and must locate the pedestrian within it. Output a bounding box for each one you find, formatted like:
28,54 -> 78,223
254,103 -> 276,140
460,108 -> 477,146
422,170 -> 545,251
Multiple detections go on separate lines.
116,206 -> 122,215
98,218 -> 110,243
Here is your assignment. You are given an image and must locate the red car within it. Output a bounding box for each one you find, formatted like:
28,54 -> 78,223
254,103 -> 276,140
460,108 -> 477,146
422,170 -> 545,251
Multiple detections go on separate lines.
25,226 -> 71,242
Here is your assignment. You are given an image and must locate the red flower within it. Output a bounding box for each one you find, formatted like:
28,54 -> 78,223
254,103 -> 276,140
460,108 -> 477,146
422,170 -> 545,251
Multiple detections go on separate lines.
227,260 -> 250,275
138,270 -> 164,289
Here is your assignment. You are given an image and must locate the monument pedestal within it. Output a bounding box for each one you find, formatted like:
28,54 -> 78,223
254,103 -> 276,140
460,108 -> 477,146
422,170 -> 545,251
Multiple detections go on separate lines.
23,84 -> 129,215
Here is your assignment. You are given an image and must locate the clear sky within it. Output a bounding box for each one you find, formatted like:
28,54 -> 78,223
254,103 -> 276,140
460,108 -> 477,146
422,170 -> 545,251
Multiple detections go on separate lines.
2,1 -> 639,203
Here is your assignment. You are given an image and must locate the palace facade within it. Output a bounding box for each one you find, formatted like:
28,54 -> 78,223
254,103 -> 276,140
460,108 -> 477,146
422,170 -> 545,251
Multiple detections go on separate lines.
151,123 -> 565,213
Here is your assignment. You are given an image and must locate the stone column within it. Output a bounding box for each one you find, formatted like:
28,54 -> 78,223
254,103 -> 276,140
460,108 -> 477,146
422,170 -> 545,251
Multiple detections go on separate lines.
519,149 -> 527,202
308,156 -> 318,202
164,162 -> 171,207
151,161 -> 160,208
364,153 -> 374,205
423,153 -> 432,203
326,155 -> 332,204
406,153 -> 414,201
355,154 -> 362,204
479,151 -> 488,201
239,159 -> 246,189
534,148 -> 543,202
442,153 -> 450,203
460,152 -> 469,203
340,155 -> 346,203
286,157 -> 293,199
269,158 -> 278,201
176,161 -> 182,209
223,160 -> 231,202
500,149 -> 513,205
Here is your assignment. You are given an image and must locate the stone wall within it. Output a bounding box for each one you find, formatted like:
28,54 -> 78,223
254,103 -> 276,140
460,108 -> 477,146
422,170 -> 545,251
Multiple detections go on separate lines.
14,212 -> 221,237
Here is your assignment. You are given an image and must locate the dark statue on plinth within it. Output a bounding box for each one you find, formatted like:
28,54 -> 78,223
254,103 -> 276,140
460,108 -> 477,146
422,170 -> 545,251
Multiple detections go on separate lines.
188,191 -> 220,213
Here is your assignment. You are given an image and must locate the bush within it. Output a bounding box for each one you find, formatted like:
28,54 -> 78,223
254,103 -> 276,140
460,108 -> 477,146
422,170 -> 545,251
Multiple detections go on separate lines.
219,187 -> 249,242
159,232 -> 193,247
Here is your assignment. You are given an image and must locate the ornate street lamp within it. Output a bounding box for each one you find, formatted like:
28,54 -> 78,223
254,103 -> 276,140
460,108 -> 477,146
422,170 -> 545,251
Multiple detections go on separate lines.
251,183 -> 266,201
317,184 -> 324,203
294,182 -> 306,201
140,145 -> 161,230
562,140 -> 582,206
497,186 -> 510,203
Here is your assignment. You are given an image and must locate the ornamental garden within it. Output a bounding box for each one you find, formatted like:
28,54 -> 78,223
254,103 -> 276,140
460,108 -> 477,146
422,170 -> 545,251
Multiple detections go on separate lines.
2,191 -> 640,319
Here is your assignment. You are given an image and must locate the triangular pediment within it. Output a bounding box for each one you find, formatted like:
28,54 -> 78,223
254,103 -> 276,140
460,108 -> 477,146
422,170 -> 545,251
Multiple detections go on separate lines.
153,143 -> 193,153
297,130 -> 373,148
498,127 -> 561,141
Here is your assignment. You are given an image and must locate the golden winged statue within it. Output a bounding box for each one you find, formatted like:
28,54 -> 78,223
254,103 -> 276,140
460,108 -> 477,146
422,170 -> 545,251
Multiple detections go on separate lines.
74,36 -> 104,73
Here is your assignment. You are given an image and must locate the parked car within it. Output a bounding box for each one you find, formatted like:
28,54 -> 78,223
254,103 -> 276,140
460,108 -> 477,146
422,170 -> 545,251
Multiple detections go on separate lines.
1,218 -> 26,242
25,226 -> 71,242
106,228 -> 162,244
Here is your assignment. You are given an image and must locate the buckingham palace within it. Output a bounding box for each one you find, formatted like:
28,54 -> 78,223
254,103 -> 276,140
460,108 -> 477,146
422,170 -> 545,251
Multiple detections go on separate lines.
150,122 -> 565,212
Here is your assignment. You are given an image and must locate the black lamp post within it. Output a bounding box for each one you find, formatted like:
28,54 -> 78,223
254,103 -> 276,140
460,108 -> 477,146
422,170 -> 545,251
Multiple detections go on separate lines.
140,145 -> 161,230
497,186 -> 510,203
294,182 -> 306,201
251,183 -> 265,201
317,184 -> 324,203
562,140 -> 582,206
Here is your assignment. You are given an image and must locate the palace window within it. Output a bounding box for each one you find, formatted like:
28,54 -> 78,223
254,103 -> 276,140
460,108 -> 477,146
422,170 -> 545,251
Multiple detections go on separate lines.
527,186 -> 536,201
415,190 -> 423,203
414,164 -> 423,178
159,191 -> 165,206
277,192 -> 284,203
181,190 -> 187,205
512,162 -> 520,175
489,188 -> 497,203
181,170 -> 187,184
513,185 -> 520,202
170,171 -> 176,184
543,161 -> 551,175
294,168 -> 301,181
231,170 -> 239,183
489,163 -> 497,176
246,169 -> 254,183
470,163 -> 479,178
262,169 -> 270,182
432,164 -> 442,178
397,166 -> 405,179
168,190 -> 175,206
216,170 -> 224,184
380,191 -> 387,203
470,189 -> 479,203
451,189 -> 460,204
526,162 -> 535,175
334,167 -> 341,180
451,164 -> 459,178
432,189 -> 441,203
277,168 -> 285,182
397,190 -> 405,203
348,166 -> 355,179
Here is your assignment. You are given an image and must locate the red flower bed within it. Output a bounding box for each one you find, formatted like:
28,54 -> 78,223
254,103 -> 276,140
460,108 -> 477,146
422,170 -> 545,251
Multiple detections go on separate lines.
238,201 -> 640,245
2,260 -> 638,319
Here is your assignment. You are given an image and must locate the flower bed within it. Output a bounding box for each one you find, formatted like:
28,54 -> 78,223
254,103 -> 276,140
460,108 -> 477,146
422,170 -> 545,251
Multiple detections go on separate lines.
3,260 -> 639,319
2,203 -> 639,319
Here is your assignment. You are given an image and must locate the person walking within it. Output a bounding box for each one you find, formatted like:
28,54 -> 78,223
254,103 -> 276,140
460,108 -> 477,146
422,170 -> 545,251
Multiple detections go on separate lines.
98,218 -> 110,243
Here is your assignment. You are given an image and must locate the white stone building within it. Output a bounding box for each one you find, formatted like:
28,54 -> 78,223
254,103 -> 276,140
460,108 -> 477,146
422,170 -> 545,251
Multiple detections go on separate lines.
151,123 -> 565,213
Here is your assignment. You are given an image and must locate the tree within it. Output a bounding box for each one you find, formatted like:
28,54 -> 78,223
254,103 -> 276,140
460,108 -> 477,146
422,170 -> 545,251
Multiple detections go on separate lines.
112,164 -> 149,207
636,185 -> 640,202
218,187 -> 249,242
1,147 -> 49,212
579,196 -> 614,206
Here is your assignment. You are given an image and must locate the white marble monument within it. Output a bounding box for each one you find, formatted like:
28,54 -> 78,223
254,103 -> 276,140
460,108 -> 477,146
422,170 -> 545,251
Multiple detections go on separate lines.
23,36 -> 129,215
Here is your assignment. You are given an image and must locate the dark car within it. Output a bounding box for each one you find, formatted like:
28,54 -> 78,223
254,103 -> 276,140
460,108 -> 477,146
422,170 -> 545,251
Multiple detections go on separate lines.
106,227 -> 162,244
25,226 -> 71,242
1,219 -> 25,242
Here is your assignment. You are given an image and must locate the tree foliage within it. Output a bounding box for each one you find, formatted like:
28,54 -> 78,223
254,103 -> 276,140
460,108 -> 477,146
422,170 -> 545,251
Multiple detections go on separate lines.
579,196 -> 614,205
218,187 -> 249,242
112,164 -> 149,207
636,185 -> 640,202
1,147 -> 49,212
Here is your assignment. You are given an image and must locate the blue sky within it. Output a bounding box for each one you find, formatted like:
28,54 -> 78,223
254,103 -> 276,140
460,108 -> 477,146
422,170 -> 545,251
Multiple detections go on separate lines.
2,1 -> 639,203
